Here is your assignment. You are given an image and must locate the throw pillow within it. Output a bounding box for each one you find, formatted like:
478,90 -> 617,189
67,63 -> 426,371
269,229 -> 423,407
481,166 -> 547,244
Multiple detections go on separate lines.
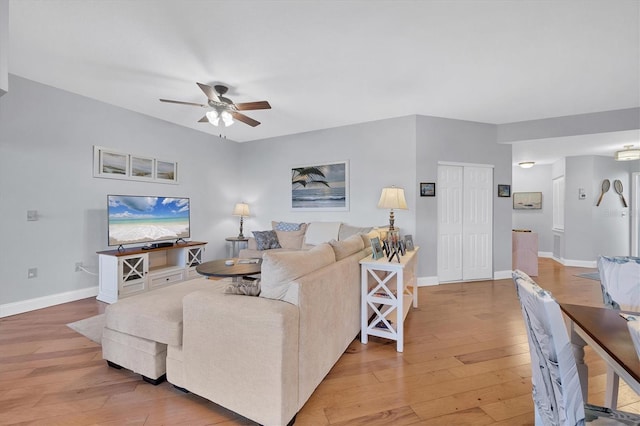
224,279 -> 261,296
252,230 -> 281,250
259,243 -> 336,302
272,221 -> 305,232
338,224 -> 373,241
329,234 -> 365,261
275,228 -> 306,250
304,222 -> 342,246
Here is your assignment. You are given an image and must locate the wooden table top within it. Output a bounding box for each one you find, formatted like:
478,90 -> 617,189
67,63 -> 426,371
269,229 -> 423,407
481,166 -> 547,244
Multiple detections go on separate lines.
196,258 -> 261,278
560,303 -> 640,385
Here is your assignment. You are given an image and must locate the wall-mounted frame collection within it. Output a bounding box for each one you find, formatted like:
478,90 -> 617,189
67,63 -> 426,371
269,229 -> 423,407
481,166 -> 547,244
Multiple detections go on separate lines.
93,146 -> 178,184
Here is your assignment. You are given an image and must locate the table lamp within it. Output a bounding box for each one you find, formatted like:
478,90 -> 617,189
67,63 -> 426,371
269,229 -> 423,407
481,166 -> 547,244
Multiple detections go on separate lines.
377,186 -> 407,231
232,203 -> 250,238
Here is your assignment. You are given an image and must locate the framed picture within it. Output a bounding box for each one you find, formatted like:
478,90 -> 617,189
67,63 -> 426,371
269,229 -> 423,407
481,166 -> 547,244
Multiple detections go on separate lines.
498,184 -> 511,197
291,161 -> 349,211
370,237 -> 384,260
404,234 -> 415,251
420,182 -> 435,197
93,146 -> 178,184
156,160 -> 178,183
513,192 -> 542,209
130,156 -> 154,179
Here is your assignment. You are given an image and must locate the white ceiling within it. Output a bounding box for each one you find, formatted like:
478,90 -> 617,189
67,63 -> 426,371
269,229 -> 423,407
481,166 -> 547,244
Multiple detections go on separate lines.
7,0 -> 640,164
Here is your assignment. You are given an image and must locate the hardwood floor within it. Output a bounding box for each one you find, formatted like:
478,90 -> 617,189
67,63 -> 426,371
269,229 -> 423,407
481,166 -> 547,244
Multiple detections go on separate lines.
2,258 -> 639,425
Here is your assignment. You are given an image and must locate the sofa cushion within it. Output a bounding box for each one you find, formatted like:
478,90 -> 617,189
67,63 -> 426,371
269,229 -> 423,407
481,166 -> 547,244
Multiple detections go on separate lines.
329,234 -> 365,261
104,277 -> 226,346
259,243 -> 335,301
252,230 -> 282,250
275,227 -> 307,250
338,224 -> 373,241
304,222 -> 342,246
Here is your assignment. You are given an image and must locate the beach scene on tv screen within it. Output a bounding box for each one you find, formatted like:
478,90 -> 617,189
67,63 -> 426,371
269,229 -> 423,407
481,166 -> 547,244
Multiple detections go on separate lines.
108,196 -> 190,246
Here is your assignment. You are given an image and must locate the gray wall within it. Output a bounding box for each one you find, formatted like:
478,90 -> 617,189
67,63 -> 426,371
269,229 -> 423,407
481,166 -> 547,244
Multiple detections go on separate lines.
415,115 -> 512,278
0,75 -> 241,306
512,164 -> 553,253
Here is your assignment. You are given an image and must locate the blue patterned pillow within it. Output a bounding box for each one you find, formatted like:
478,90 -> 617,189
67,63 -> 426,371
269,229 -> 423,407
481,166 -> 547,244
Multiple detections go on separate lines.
273,221 -> 303,231
253,230 -> 281,250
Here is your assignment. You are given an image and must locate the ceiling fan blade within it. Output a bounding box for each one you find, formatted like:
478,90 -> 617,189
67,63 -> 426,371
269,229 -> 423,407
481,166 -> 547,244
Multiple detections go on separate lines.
159,99 -> 207,108
234,101 -> 271,111
198,115 -> 209,123
231,111 -> 261,127
196,82 -> 221,102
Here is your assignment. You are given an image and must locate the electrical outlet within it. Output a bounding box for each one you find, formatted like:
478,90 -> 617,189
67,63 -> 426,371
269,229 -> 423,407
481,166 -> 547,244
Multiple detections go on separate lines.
28,268 -> 37,279
75,262 -> 83,272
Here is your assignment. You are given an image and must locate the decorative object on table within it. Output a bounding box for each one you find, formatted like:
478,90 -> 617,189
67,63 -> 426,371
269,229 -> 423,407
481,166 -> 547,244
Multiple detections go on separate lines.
596,179 -> 610,206
613,179 -> 628,207
232,202 -> 250,238
291,161 -> 349,211
497,184 -> 511,197
398,240 -> 406,256
387,244 -> 401,262
404,234 -> 414,251
371,237 -> 384,260
378,186 -> 408,230
420,182 -> 435,197
513,192 -> 542,209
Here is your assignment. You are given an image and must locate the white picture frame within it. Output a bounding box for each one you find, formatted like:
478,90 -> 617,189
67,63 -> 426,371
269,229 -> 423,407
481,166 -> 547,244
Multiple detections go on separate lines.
93,146 -> 178,184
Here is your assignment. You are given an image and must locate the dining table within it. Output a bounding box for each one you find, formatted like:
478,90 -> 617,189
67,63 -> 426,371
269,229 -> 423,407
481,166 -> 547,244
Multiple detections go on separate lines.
560,303 -> 640,409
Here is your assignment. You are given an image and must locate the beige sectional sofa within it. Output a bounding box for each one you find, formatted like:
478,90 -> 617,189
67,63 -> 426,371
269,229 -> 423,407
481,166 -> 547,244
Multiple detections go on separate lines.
102,229 -> 373,425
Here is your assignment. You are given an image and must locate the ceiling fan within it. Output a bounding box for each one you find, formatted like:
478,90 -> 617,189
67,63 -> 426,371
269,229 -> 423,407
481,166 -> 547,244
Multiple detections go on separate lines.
160,83 -> 271,127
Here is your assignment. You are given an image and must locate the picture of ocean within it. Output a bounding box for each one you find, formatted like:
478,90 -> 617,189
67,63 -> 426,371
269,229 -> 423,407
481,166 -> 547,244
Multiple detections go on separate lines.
292,186 -> 346,208
291,161 -> 349,210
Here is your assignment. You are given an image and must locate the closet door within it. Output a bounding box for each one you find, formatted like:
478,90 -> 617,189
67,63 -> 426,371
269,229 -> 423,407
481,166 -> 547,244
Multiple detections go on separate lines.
437,164 -> 493,283
462,166 -> 493,280
437,165 -> 463,282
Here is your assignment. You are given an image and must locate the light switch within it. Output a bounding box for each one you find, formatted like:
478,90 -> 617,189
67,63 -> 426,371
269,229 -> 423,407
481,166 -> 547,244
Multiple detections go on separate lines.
27,210 -> 38,221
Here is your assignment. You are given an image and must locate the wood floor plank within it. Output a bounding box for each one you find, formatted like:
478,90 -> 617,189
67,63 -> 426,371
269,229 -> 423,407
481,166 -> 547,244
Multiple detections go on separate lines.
1,258 -> 639,425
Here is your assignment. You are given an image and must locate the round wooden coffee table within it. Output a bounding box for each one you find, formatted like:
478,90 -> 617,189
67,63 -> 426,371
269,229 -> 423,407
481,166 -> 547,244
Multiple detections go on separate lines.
196,258 -> 261,282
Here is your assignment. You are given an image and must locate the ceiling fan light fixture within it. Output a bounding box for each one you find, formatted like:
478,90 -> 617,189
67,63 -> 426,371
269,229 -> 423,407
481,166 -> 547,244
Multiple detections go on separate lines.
206,109 -> 234,127
615,145 -> 640,161
518,161 -> 535,169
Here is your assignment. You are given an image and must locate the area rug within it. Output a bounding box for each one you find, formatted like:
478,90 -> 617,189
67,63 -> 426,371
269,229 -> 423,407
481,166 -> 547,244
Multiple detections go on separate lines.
575,272 -> 600,281
67,313 -> 105,344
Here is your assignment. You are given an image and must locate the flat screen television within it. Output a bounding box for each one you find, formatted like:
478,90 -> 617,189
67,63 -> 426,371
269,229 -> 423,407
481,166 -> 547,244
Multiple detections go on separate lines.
107,195 -> 190,247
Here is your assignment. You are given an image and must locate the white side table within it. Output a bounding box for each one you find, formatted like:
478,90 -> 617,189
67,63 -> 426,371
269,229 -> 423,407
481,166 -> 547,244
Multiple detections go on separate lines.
360,247 -> 419,352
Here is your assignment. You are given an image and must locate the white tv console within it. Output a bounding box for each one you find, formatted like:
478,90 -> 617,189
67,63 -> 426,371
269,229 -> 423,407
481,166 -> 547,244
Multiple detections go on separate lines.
96,241 -> 207,304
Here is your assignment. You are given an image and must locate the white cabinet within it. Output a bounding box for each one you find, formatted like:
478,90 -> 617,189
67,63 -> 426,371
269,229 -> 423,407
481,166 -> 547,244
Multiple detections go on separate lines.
97,242 -> 206,303
360,247 -> 419,352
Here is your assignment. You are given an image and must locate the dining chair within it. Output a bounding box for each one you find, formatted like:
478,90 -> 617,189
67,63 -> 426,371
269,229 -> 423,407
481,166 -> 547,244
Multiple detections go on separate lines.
597,255 -> 640,408
512,269 -> 640,425
598,256 -> 640,311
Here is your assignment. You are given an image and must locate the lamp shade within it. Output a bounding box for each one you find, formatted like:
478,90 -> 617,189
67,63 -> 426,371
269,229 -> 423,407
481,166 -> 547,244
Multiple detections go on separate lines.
232,203 -> 250,217
377,187 -> 408,210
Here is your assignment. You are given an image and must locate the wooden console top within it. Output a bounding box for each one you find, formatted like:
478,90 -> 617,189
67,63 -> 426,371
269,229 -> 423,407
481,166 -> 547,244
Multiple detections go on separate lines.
97,241 -> 207,257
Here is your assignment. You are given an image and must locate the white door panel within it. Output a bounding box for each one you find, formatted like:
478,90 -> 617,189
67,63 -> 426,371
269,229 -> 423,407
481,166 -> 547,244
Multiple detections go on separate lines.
438,165 -> 493,283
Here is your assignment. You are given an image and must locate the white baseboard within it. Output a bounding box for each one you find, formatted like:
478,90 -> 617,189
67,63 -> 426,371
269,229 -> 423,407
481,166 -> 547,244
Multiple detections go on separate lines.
418,276 -> 439,286
493,270 -> 513,280
538,251 -> 553,258
551,256 -> 597,269
0,286 -> 98,318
